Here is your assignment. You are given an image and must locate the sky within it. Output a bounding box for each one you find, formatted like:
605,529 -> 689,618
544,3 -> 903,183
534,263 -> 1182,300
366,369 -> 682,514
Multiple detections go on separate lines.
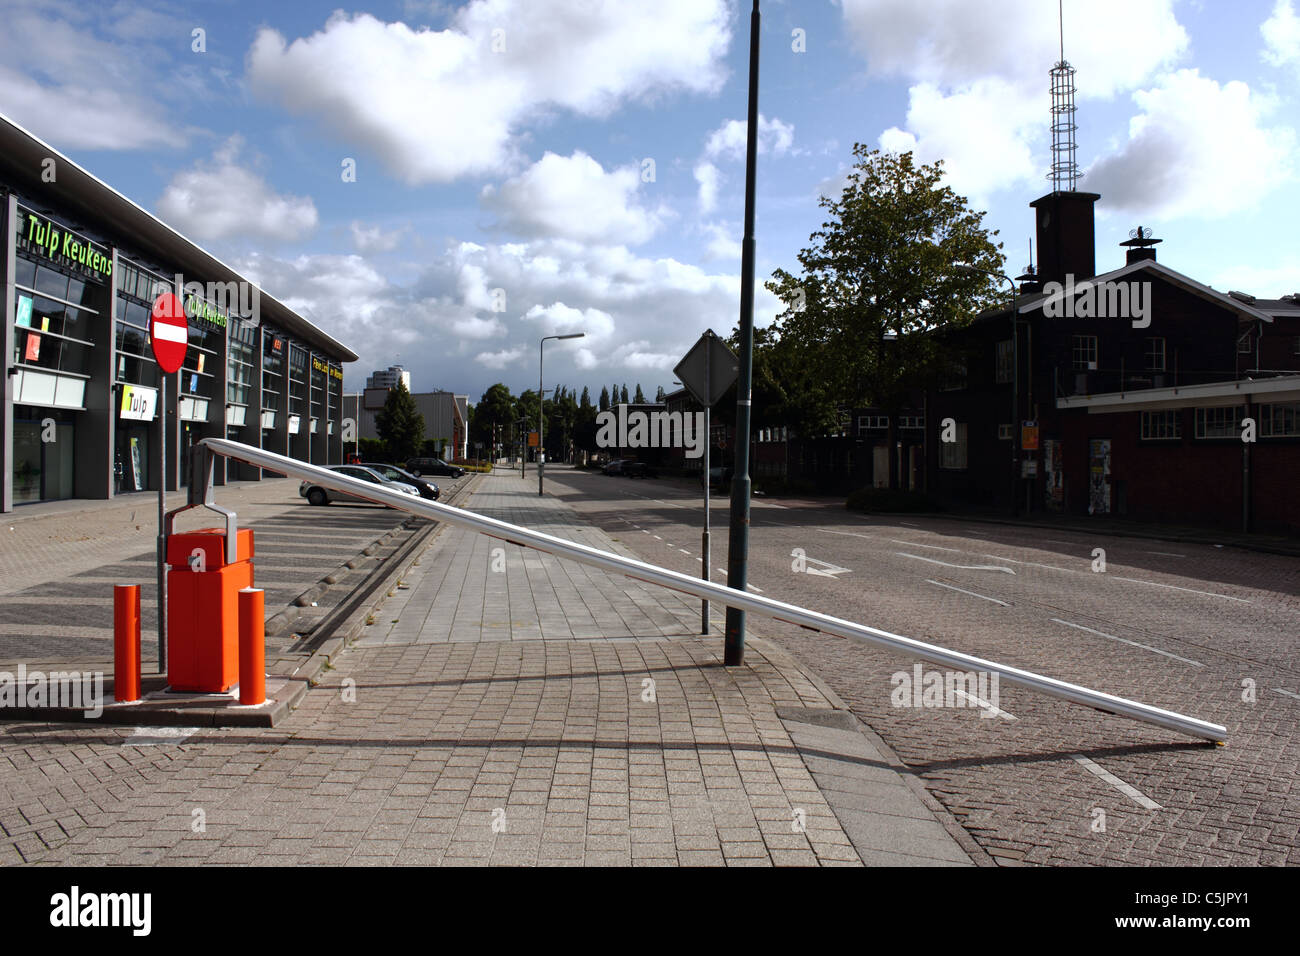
2,0 -> 1297,402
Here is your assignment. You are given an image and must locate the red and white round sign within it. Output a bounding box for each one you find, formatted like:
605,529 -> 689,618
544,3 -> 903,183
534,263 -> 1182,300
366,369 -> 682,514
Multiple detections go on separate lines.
150,292 -> 188,374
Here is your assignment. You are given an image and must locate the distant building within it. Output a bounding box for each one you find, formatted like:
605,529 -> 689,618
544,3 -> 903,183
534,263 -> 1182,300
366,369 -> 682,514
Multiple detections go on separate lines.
345,388 -> 468,461
366,366 -> 410,391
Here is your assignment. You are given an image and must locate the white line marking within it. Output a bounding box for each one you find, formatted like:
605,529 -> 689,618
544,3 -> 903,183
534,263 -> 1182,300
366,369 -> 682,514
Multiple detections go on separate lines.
950,689 -> 1017,720
888,539 -> 961,552
1049,618 -> 1204,667
640,529 -> 650,534
1072,755 -> 1162,810
1275,688 -> 1300,701
899,521 -> 920,527
1143,551 -> 1186,558
652,535 -> 662,540
1108,576 -> 1250,603
983,554 -> 1081,573
925,579 -> 1009,606
820,529 -> 876,540
746,584 -> 763,593
678,549 -> 691,554
896,552 -> 1016,574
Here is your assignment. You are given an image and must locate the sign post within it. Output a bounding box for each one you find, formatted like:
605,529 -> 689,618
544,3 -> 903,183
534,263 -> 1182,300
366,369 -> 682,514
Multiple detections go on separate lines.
674,329 -> 738,635
151,292 -> 187,673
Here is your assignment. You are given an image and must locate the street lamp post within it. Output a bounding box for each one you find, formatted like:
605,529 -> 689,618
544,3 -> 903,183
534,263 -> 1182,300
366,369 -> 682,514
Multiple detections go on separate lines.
540,332 -> 585,496
958,265 -> 1019,515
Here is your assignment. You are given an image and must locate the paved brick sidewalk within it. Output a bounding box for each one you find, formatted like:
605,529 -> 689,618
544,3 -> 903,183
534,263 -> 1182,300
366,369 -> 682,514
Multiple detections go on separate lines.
5,470 -> 972,866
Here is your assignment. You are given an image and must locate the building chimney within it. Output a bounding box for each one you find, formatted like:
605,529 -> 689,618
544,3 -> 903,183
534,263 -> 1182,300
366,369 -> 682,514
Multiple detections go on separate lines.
1030,190 -> 1100,285
1120,225 -> 1161,266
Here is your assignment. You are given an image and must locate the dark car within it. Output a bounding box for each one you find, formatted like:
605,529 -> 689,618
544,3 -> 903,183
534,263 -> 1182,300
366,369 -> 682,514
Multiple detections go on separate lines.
404,457 -> 466,479
623,461 -> 658,479
362,462 -> 440,500
602,459 -> 628,476
701,465 -> 732,489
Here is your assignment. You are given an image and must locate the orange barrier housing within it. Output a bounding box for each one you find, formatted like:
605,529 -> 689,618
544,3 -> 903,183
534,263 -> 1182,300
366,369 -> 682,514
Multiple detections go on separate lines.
166,527 -> 254,693
113,584 -> 141,702
238,588 -> 266,706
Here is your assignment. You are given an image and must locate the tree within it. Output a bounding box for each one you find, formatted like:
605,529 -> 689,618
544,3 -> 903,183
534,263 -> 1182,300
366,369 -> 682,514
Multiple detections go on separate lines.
598,386 -> 610,412
472,383 -> 516,452
375,381 -> 425,463
654,385 -> 665,403
633,384 -> 646,404
765,145 -> 1003,487
620,384 -> 629,404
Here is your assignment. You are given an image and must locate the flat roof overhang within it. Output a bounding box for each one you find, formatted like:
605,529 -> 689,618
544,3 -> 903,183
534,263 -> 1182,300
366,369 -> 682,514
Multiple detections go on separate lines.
1057,374 -> 1300,414
0,112 -> 357,363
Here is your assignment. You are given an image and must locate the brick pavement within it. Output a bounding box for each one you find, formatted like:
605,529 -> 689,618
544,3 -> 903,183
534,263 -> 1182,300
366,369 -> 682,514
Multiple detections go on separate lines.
3,468 -> 974,866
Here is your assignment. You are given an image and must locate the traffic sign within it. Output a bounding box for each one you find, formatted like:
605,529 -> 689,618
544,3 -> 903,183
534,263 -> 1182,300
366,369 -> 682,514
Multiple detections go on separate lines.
150,293 -> 188,374
674,330 -> 738,408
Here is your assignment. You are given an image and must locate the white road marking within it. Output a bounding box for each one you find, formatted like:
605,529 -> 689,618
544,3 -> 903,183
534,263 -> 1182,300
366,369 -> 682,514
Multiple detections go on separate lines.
678,548 -> 691,554
1050,618 -> 1204,667
888,539 -> 961,552
124,726 -> 199,747
1144,551 -> 1186,558
925,579 -> 1009,606
899,521 -> 921,527
950,690 -> 1017,720
983,554 -> 1081,573
652,535 -> 662,540
1108,576 -> 1250,603
1275,688 -> 1300,701
820,529 -> 876,540
746,584 -> 763,593
1072,755 -> 1162,810
641,529 -> 650,534
896,552 -> 1016,574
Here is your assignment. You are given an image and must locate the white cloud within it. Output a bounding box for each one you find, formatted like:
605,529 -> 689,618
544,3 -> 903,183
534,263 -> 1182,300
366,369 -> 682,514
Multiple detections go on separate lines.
1085,70 -> 1296,219
157,136 -> 319,242
481,151 -> 667,244
700,221 -> 740,261
521,302 -> 616,340
475,346 -> 527,369
839,0 -> 1189,197
0,5 -> 184,150
246,2 -> 732,184
694,161 -> 722,214
350,221 -> 408,253
704,114 -> 796,161
1262,0 -> 1300,69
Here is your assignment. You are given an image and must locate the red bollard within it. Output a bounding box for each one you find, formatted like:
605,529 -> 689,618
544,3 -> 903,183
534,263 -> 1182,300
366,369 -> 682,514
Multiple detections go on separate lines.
113,585 -> 141,703
237,587 -> 265,706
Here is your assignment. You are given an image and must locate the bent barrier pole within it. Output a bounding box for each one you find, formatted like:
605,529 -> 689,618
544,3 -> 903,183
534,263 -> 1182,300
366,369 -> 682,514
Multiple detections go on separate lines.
201,438 -> 1227,743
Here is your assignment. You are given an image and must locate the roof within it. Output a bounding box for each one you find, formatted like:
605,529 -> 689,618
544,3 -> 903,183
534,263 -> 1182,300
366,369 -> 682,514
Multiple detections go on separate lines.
1017,259 -> 1277,325
0,111 -> 357,362
1056,373 -> 1300,413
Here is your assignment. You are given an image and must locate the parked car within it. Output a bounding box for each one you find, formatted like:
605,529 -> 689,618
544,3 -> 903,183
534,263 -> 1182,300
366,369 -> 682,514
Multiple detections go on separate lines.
602,459 -> 629,476
701,465 -> 732,489
623,461 -> 659,479
299,465 -> 421,506
362,463 -> 440,501
404,457 -> 466,479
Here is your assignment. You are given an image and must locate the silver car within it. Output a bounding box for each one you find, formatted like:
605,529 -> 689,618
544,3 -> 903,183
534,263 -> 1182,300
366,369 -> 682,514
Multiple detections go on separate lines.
299,465 -> 421,507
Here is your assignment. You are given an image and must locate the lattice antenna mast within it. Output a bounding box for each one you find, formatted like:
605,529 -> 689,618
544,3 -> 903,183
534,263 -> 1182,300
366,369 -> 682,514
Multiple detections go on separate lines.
1048,0 -> 1079,191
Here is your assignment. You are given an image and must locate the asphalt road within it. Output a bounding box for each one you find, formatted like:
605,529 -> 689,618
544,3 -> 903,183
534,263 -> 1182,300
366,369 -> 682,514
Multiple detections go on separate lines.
543,465 -> 1300,866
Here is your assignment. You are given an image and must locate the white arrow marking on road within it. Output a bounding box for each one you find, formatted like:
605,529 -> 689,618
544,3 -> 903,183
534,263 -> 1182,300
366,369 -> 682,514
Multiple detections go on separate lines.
804,556 -> 851,578
896,552 -> 1015,574
1072,755 -> 1162,810
949,689 -> 1017,720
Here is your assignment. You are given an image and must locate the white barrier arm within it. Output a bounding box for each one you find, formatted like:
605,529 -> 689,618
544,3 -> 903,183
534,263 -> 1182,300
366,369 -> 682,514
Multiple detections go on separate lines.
201,438 -> 1227,743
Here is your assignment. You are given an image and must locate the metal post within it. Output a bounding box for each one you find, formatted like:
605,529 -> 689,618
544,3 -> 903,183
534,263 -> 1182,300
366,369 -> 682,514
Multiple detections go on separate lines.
539,340 -> 544,496
701,396 -> 711,635
197,437 -> 1229,744
156,372 -> 166,673
723,0 -> 761,667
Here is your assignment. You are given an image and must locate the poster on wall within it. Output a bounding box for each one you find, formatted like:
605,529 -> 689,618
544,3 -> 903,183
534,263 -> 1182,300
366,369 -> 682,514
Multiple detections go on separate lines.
1088,439 -> 1111,515
16,295 -> 32,327
1044,439 -> 1064,512
130,437 -> 144,491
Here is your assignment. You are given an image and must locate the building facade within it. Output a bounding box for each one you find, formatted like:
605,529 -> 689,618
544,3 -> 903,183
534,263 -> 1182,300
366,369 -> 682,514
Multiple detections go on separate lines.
2,114 -> 357,512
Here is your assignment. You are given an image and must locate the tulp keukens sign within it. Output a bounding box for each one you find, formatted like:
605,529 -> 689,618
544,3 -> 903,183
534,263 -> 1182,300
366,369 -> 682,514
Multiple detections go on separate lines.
18,210 -> 112,281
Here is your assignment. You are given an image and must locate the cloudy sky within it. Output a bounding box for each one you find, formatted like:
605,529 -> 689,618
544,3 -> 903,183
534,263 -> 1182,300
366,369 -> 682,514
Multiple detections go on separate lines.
2,0 -> 1296,400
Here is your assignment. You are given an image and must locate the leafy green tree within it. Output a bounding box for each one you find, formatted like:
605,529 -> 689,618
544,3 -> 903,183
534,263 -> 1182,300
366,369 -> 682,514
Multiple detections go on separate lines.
633,384 -> 646,404
620,384 -> 629,404
766,145 -> 1003,486
375,381 -> 425,463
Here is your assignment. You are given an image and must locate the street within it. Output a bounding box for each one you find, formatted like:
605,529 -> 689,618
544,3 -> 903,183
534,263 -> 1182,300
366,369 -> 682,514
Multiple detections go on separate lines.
548,466 -> 1300,866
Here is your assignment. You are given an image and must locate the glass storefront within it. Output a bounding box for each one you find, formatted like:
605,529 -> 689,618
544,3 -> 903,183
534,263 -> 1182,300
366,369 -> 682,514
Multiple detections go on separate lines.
12,405 -> 75,504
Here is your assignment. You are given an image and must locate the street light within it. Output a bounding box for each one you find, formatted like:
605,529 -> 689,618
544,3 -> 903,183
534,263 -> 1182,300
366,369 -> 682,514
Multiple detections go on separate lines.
540,332 -> 585,496
957,264 -> 1020,516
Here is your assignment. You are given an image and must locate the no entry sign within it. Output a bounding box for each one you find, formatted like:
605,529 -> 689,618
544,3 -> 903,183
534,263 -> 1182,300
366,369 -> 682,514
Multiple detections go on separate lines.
150,292 -> 188,373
